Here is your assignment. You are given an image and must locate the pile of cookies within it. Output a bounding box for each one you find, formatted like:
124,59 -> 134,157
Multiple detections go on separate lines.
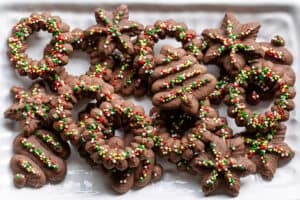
4,4 -> 296,197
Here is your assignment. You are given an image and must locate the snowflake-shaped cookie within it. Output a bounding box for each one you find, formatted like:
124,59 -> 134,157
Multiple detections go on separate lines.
244,124 -> 295,180
202,13 -> 263,75
4,82 -> 54,135
191,132 -> 256,196
92,4 -> 143,56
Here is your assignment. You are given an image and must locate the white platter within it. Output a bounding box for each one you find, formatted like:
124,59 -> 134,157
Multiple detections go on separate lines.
0,0 -> 300,199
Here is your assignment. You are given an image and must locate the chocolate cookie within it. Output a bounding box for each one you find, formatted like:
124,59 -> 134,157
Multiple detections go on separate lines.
191,132 -> 256,197
243,124 -> 294,180
4,82 -> 56,135
151,46 -> 217,115
76,94 -> 162,193
202,12 -> 263,75
84,5 -> 146,97
224,65 -> 296,133
45,28 -> 115,101
11,129 -> 70,188
7,12 -> 71,79
134,19 -> 204,76
260,35 -> 293,65
151,98 -> 233,173
93,4 -> 144,57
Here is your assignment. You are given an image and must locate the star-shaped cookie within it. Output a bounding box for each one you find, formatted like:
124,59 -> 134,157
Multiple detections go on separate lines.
244,124 -> 295,180
4,82 -> 54,135
202,13 -> 263,75
92,4 -> 143,56
191,132 -> 256,196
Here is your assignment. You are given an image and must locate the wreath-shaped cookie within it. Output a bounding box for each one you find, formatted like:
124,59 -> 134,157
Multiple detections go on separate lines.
75,94 -> 162,193
224,64 -> 295,133
151,98 -> 233,173
7,12 -> 71,79
134,19 -> 204,76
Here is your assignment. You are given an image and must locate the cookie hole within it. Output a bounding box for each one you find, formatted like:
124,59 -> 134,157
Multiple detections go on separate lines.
115,129 -> 124,138
226,116 -> 247,135
216,103 -> 245,135
114,127 -> 134,146
72,99 -> 97,121
246,98 -> 273,113
154,38 -> 182,56
26,31 -> 53,60
65,51 -> 90,76
206,64 -> 221,78
244,83 -> 275,111
131,35 -> 137,42
159,109 -> 197,137
126,96 -> 153,115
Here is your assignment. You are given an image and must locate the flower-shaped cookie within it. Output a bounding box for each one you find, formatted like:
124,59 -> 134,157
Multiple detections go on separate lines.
4,82 -> 55,135
90,4 -> 143,56
191,132 -> 256,196
202,13 -> 263,75
4,81 -> 80,144
244,124 -> 295,180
